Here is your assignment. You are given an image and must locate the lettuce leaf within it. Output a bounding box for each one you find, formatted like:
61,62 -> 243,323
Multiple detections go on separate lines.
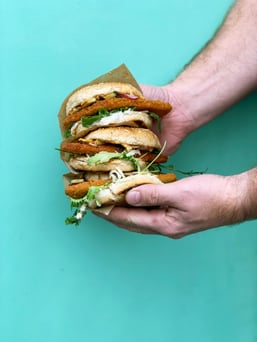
87,151 -> 141,171
87,151 -> 122,165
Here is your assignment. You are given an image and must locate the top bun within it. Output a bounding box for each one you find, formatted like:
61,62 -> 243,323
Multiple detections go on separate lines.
66,82 -> 143,115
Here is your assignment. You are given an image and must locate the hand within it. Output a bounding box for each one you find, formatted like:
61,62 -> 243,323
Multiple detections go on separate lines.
94,173 -> 246,239
141,84 -> 196,155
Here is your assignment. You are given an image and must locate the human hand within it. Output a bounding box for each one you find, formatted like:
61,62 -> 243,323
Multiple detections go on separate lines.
94,173 -> 246,239
140,84 -> 196,155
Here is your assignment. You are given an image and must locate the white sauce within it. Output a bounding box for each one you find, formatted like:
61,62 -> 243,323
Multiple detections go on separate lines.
70,110 -> 152,136
98,109 -> 134,125
109,167 -> 125,182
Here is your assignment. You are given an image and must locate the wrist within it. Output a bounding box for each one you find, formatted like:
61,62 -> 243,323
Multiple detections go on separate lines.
229,168 -> 257,225
161,83 -> 198,136
165,75 -> 225,132
241,168 -> 257,221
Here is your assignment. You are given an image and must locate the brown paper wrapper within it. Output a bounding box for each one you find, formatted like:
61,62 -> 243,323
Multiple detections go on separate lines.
57,64 -> 142,139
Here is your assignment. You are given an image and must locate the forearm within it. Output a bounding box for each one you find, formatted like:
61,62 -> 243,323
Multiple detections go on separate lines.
168,0 -> 257,131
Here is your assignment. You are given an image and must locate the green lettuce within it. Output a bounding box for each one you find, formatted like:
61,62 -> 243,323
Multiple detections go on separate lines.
86,151 -> 141,171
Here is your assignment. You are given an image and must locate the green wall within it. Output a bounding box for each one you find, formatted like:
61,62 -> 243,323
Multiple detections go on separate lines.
1,0 -> 257,341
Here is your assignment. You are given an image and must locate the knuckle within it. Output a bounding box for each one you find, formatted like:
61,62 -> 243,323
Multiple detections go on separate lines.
158,209 -> 187,239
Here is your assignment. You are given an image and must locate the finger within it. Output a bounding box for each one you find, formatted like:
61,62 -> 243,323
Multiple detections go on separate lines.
94,207 -> 187,239
126,183 -> 175,208
140,84 -> 158,99
101,206 -> 168,233
93,208 -> 159,235
107,207 -> 187,239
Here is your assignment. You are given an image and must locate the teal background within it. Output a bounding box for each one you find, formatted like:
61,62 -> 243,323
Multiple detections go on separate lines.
1,0 -> 257,341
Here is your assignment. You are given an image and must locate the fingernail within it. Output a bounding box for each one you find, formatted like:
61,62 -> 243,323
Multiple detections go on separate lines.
126,190 -> 141,205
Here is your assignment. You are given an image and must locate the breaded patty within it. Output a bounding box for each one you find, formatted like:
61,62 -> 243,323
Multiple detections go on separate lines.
63,97 -> 172,129
61,141 -> 121,154
65,179 -> 110,199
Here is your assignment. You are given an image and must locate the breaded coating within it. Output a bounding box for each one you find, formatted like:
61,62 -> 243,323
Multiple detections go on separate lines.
65,179 -> 110,199
61,141 -> 121,154
63,97 -> 172,129
158,173 -> 177,183
140,153 -> 168,163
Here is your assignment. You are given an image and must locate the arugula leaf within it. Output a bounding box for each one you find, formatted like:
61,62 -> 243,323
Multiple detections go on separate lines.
145,163 -> 162,173
120,151 -> 141,171
86,185 -> 108,204
64,130 -> 72,138
82,108 -> 110,127
82,114 -> 103,127
142,141 -> 167,172
110,106 -> 136,113
65,214 -> 80,226
160,164 -> 208,175
98,108 -> 109,116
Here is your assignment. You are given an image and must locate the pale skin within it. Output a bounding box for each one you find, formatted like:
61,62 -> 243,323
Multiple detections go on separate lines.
94,0 -> 257,238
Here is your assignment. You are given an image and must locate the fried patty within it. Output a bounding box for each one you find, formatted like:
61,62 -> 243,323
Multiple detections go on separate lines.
63,97 -> 172,129
65,179 -> 111,199
61,141 -> 121,154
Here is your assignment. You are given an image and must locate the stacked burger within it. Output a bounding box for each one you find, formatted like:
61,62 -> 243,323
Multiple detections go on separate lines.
58,66 -> 176,225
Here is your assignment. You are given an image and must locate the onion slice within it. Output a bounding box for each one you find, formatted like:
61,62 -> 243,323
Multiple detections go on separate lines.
120,93 -> 139,100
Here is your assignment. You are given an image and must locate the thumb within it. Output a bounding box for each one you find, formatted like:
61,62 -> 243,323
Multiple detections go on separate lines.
140,84 -> 167,102
140,84 -> 157,99
126,184 -> 173,207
